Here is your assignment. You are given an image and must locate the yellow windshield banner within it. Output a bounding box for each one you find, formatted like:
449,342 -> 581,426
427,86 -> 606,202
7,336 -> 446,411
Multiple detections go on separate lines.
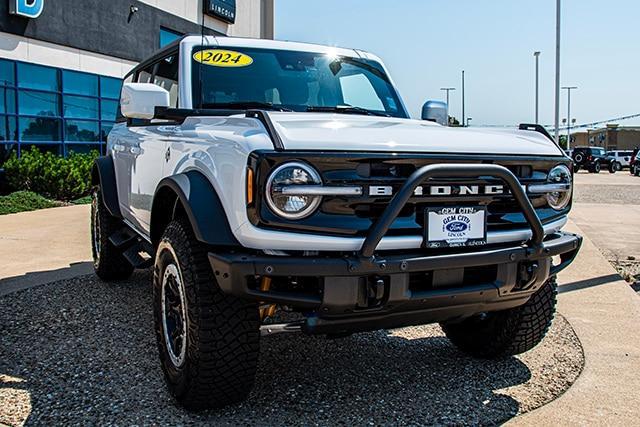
193,49 -> 253,67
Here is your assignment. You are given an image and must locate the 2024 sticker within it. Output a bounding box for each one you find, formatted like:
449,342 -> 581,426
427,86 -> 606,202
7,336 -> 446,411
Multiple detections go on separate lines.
193,49 -> 253,67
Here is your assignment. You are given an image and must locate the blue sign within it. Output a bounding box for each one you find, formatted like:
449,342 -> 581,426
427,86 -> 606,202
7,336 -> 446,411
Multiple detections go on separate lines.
9,0 -> 44,18
204,0 -> 236,24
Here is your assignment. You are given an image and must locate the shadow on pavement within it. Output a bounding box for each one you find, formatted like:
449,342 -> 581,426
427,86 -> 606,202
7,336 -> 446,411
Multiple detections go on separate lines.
558,273 -> 623,294
0,271 -> 540,425
0,262 -> 93,297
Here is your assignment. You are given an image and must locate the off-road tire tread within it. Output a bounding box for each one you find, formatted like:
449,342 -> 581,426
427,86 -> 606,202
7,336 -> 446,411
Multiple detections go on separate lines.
441,277 -> 557,358
91,189 -> 134,280
153,220 -> 259,411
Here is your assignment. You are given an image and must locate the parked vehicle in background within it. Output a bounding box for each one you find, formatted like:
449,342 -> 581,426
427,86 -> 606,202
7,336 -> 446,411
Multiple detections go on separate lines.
572,146 -> 619,173
606,150 -> 634,169
631,150 -> 640,176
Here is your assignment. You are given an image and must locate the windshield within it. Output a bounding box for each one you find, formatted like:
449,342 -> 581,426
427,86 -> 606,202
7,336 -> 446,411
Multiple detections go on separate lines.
191,46 -> 408,118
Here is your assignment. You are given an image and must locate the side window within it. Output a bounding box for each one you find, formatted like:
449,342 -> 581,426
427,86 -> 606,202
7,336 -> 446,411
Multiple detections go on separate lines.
137,67 -> 153,84
154,54 -> 179,108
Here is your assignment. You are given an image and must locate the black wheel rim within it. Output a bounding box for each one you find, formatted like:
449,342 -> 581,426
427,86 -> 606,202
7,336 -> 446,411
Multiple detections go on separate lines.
161,262 -> 187,367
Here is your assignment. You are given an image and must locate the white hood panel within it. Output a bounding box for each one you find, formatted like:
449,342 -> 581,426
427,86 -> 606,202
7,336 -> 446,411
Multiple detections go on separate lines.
267,113 -> 564,156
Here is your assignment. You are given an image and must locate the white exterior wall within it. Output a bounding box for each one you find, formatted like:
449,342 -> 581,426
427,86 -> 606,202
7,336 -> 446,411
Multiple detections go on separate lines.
138,0 -> 274,38
0,31 -> 137,78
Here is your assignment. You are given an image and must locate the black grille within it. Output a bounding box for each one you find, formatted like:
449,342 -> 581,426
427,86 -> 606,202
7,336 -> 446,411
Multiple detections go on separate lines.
248,151 -> 571,237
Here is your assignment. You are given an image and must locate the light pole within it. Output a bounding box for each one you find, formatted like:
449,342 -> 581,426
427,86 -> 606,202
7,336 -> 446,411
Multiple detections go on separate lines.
461,70 -> 466,127
562,86 -> 577,149
534,51 -> 541,123
440,87 -> 456,107
440,87 -> 456,126
554,0 -> 561,143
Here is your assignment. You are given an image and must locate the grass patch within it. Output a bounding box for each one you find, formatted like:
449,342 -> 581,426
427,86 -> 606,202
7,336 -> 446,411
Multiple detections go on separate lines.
0,191 -> 63,215
71,195 -> 92,205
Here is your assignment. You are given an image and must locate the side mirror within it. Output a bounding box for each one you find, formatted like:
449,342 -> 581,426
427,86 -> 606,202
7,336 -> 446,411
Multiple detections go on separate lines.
120,83 -> 170,120
421,100 -> 448,126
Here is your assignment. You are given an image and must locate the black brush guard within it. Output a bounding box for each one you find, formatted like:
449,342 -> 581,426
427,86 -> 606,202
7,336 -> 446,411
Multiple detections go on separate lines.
209,164 -> 582,334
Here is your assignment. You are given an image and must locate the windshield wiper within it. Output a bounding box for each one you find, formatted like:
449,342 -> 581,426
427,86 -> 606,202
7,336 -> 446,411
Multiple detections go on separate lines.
306,105 -> 391,117
201,102 -> 293,112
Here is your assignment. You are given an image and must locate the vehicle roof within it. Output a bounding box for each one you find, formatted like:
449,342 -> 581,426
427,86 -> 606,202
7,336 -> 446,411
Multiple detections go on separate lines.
126,35 -> 382,79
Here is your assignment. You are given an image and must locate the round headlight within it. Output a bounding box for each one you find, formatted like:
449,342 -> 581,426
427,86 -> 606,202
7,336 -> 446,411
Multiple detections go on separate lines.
546,164 -> 572,210
265,162 -> 322,219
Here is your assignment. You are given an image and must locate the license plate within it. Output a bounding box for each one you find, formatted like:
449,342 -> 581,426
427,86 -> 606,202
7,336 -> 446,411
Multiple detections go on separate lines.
425,207 -> 487,248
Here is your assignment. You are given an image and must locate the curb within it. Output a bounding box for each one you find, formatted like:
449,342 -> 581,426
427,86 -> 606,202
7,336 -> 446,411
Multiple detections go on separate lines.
510,220 -> 640,425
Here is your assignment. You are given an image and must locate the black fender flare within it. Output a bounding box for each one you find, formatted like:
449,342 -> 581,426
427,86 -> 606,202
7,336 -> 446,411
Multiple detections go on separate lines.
151,171 -> 240,247
91,155 -> 122,219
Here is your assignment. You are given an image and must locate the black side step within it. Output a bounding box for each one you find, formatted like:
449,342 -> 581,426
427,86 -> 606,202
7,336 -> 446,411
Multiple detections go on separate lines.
108,228 -> 138,249
122,246 -> 153,269
108,227 -> 154,269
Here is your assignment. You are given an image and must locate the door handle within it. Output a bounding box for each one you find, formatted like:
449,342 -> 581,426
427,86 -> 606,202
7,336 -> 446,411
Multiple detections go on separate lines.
113,143 -> 126,152
130,146 -> 141,155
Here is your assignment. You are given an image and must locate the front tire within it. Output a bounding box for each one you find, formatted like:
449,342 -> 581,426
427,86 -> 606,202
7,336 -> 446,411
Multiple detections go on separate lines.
609,162 -> 621,173
589,162 -> 601,173
441,277 -> 557,358
91,188 -> 134,280
153,220 -> 260,411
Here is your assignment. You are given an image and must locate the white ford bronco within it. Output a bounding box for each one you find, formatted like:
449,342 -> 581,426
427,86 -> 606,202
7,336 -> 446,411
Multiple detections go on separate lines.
91,36 -> 582,410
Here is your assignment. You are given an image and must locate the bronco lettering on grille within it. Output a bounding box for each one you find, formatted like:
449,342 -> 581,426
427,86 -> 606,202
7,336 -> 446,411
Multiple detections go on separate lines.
368,185 -> 506,196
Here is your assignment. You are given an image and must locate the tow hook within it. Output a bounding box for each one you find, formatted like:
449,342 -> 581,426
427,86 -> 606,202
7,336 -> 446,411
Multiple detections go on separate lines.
357,276 -> 387,308
516,261 -> 540,291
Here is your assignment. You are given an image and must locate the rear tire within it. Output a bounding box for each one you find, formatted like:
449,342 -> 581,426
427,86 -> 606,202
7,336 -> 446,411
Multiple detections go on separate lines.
441,277 -> 557,358
589,162 -> 601,173
153,219 -> 260,411
91,188 -> 134,281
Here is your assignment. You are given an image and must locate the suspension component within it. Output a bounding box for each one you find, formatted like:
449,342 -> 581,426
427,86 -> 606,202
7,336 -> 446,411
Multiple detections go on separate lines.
258,276 -> 277,320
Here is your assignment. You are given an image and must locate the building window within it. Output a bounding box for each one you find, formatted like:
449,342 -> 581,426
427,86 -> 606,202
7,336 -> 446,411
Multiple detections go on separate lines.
160,27 -> 183,48
0,58 -> 122,163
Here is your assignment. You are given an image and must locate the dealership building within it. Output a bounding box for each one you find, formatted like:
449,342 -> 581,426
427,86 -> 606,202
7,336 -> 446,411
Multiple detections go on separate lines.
0,0 -> 274,164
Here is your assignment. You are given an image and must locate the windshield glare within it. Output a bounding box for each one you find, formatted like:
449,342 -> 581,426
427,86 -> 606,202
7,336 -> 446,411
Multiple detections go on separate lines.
192,46 -> 407,118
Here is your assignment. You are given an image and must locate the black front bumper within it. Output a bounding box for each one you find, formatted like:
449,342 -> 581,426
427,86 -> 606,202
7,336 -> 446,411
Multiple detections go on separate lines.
209,231 -> 581,334
210,164 -> 582,335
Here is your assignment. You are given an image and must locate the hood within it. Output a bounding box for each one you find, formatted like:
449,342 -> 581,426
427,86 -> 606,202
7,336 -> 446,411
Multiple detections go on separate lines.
267,112 -> 564,156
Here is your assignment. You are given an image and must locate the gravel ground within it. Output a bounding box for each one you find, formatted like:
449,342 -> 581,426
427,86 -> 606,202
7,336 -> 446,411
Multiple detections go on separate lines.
0,272 -> 584,426
572,172 -> 640,292
573,171 -> 640,204
610,260 -> 640,287
573,183 -> 640,204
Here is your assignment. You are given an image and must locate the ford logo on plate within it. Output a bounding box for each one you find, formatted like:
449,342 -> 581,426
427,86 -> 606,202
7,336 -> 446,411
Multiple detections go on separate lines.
446,221 -> 468,232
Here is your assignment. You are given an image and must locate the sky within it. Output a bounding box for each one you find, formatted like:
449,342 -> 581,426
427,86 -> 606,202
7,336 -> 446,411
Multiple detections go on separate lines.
275,0 -> 640,129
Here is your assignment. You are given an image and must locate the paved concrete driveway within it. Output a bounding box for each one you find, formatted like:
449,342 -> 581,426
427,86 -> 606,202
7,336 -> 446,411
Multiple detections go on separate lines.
571,171 -> 640,283
0,205 -> 92,295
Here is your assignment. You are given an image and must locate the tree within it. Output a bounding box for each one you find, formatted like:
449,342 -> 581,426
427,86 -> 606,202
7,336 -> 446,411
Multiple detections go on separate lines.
558,135 -> 568,149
